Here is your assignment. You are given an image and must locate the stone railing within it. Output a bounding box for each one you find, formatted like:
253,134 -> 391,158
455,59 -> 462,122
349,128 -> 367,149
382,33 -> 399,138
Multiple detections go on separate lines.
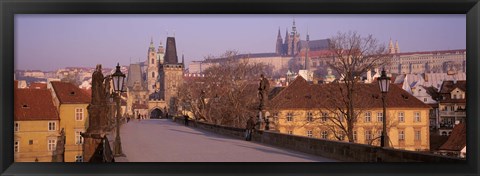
172,116 -> 464,162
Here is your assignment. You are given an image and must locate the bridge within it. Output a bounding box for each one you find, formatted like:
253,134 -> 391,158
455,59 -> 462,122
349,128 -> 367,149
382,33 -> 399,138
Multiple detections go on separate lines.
115,119 -> 337,162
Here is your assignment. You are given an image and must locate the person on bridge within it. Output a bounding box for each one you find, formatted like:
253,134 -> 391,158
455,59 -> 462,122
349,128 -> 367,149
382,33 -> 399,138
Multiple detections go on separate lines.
184,115 -> 189,126
245,116 -> 255,141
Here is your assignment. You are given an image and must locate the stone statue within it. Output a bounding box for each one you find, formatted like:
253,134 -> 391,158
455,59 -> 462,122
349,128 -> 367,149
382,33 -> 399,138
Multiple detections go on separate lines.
258,74 -> 269,110
92,64 -> 105,105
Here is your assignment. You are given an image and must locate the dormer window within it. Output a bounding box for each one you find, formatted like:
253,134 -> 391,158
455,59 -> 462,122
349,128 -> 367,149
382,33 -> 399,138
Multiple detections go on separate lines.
22,104 -> 29,108
70,91 -> 76,95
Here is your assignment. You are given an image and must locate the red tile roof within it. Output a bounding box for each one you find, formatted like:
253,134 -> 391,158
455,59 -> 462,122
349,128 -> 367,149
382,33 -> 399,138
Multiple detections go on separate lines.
50,81 -> 91,104
270,76 -> 431,110
29,82 -> 47,89
14,89 -> 59,121
439,123 -> 466,151
439,80 -> 466,104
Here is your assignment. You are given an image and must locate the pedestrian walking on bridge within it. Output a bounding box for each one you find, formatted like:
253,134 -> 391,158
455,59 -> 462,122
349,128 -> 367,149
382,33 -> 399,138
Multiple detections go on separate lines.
245,116 -> 255,141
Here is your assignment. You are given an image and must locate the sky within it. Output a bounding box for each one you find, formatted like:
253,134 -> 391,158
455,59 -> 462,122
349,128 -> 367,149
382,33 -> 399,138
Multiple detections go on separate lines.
15,14 -> 466,71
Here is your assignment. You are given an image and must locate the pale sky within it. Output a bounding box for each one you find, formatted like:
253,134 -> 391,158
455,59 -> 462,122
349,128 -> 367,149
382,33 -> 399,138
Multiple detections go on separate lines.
15,14 -> 466,71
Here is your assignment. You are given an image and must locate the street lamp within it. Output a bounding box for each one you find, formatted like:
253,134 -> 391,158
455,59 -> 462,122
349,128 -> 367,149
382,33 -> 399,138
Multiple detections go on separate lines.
378,68 -> 390,148
111,63 -> 126,157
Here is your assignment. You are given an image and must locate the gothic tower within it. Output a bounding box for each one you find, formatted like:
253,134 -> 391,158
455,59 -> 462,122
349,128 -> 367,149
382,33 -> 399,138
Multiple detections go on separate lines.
147,37 -> 158,94
388,39 -> 395,54
275,28 -> 283,55
283,28 -> 290,55
305,31 -> 310,70
395,40 -> 400,54
287,19 -> 301,56
158,37 -> 184,113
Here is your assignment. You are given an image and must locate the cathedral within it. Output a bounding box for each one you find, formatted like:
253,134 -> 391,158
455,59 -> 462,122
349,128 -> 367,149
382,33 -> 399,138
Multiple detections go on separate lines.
125,36 -> 185,119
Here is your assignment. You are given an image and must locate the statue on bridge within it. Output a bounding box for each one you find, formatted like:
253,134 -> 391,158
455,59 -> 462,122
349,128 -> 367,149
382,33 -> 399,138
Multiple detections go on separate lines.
258,74 -> 269,110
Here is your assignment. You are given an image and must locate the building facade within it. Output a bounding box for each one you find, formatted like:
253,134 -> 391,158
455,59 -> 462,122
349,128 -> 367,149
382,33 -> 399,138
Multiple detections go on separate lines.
269,77 -> 431,151
14,88 -> 60,162
437,80 -> 466,136
49,81 -> 90,162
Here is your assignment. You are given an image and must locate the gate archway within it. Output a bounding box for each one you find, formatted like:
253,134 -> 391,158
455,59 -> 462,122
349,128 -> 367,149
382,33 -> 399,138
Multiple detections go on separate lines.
150,108 -> 163,119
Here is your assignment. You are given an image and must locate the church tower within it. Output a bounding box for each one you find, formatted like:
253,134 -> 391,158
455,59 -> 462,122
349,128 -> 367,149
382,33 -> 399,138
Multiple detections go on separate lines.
147,37 -> 158,94
287,19 -> 301,56
158,37 -> 184,113
388,39 -> 395,54
275,28 -> 283,55
304,31 -> 310,70
395,40 -> 400,54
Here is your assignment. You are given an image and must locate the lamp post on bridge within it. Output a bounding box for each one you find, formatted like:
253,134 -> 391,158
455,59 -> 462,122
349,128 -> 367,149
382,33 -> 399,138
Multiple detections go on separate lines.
378,69 -> 390,148
112,63 -> 126,157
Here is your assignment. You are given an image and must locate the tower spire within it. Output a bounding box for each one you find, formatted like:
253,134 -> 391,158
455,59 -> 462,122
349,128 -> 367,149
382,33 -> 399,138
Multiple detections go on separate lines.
388,38 -> 394,54
395,40 -> 400,54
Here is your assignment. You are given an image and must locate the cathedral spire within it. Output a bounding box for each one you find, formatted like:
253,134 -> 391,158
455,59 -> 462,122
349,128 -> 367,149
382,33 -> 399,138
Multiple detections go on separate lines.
395,40 -> 400,54
388,38 -> 394,54
292,18 -> 297,32
305,30 -> 310,70
276,27 -> 283,55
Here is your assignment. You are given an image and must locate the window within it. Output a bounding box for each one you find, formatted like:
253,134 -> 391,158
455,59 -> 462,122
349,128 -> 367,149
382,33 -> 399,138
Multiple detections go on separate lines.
14,141 -> 19,153
398,112 -> 405,123
424,98 -> 427,102
14,122 -> 19,132
75,155 -> 83,162
306,112 -> 313,122
414,112 -> 421,122
321,131 -> 328,139
75,108 -> 84,121
48,139 -> 56,151
75,131 -> 84,145
353,131 -> 357,142
273,113 -> 279,120
415,130 -> 421,141
287,131 -> 293,135
151,58 -> 154,64
377,112 -> 383,122
399,130 -> 405,141
286,113 -> 293,122
321,112 -> 328,122
365,112 -> 371,123
365,130 -> 372,141
48,122 -> 56,131
29,140 -> 33,145
307,130 -> 313,137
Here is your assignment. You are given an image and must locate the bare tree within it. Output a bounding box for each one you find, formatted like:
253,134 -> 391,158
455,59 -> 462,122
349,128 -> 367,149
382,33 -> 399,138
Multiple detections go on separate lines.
177,50 -> 274,128
323,31 -> 391,142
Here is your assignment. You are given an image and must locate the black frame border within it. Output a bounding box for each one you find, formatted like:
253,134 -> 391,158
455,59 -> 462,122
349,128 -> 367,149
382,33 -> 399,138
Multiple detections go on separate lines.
1,0 -> 479,175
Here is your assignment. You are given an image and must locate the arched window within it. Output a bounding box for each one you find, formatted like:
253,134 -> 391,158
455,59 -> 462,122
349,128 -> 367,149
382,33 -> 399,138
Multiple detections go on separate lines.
152,72 -> 155,78
151,58 -> 154,64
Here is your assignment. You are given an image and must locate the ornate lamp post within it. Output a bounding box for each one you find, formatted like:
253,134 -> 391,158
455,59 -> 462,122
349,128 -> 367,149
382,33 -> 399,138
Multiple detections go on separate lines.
111,63 -> 126,157
378,69 -> 390,148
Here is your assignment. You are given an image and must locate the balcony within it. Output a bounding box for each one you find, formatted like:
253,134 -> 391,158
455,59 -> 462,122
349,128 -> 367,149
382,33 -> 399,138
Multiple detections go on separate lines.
439,111 -> 466,116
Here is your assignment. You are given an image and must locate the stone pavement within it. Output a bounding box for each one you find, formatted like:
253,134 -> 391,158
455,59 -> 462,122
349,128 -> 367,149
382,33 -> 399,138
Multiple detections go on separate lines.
117,119 -> 337,162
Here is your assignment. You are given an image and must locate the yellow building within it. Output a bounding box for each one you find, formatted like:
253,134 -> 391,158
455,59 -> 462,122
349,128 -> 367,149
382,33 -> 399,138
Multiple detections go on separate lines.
269,77 -> 431,151
49,81 -> 90,162
14,88 -> 60,162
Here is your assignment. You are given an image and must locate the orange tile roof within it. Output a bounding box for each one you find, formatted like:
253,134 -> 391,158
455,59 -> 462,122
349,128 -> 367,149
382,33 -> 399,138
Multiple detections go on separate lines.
29,82 -> 47,89
14,89 -> 59,121
50,81 -> 91,104
439,123 -> 466,151
270,76 -> 431,110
